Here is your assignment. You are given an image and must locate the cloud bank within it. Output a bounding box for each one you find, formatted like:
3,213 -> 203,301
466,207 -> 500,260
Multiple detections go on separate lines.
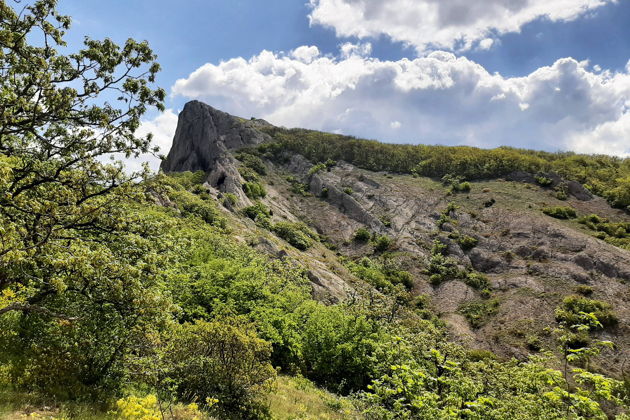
168,45 -> 630,157
308,0 -> 615,52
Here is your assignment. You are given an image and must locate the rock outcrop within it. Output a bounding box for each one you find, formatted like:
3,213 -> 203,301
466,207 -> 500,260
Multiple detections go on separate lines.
161,100 -> 271,198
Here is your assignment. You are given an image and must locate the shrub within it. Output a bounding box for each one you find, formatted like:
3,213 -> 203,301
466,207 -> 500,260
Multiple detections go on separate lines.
542,206 -> 577,219
535,176 -> 553,187
297,302 -> 381,394
290,181 -> 311,196
170,189 -> 225,227
555,296 -> 618,330
222,192 -> 238,207
555,190 -> 568,200
243,181 -> 266,199
273,222 -> 316,250
343,187 -> 353,195
168,171 -> 207,189
373,235 -> 393,252
575,285 -> 594,296
354,227 -> 371,242
164,320 -> 275,418
242,201 -> 271,225
239,166 -> 260,182
459,299 -> 500,328
465,271 -> 490,290
235,152 -> 267,175
458,235 -> 478,250
308,162 -> 327,175
320,187 -> 329,198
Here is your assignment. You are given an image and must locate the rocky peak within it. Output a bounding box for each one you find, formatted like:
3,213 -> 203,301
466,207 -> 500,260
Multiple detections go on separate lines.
160,101 -> 271,199
160,100 -> 270,173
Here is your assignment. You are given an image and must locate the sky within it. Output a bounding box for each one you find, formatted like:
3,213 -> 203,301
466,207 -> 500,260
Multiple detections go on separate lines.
56,0 -> 630,171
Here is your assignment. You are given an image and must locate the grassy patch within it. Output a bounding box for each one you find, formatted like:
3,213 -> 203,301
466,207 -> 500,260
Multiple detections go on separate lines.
268,376 -> 358,420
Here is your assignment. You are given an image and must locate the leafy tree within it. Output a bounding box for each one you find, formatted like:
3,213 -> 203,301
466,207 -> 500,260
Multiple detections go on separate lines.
0,0 -> 167,398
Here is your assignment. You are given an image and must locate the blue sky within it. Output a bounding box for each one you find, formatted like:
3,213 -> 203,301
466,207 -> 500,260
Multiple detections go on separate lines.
56,0 -> 630,168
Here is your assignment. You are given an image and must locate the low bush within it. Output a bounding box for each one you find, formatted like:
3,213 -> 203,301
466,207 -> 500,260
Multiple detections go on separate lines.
243,182 -> 267,199
555,295 -> 618,330
458,235 -> 478,250
464,271 -> 490,290
459,299 -> 500,328
542,206 -> 577,219
373,235 -> 393,252
273,222 -> 317,250
354,227 -> 371,242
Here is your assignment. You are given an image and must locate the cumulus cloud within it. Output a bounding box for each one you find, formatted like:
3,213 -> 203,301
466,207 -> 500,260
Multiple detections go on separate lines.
121,109 -> 179,173
308,0 -> 615,52
170,46 -> 630,157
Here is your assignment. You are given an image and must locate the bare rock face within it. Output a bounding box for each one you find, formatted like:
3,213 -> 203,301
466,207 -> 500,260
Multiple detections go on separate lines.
160,100 -> 270,197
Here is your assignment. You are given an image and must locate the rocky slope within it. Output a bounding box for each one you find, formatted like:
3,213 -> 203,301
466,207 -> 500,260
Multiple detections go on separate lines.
161,101 -> 630,377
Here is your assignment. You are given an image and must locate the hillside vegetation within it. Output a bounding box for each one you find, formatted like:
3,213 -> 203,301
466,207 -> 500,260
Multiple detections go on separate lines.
260,126 -> 630,211
1,1 -> 630,419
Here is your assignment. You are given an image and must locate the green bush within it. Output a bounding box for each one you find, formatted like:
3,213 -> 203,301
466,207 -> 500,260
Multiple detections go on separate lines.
235,151 -> 267,175
555,295 -> 618,330
243,181 -> 267,199
542,206 -> 577,219
458,235 -> 478,250
222,192 -> 238,206
170,189 -> 225,227
535,176 -> 553,187
373,235 -> 393,252
343,187 -> 353,195
320,187 -> 329,198
242,201 -> 271,226
239,166 -> 260,182
308,162 -> 327,175
354,227 -> 371,242
273,222 -> 317,250
164,319 -> 275,418
459,299 -> 500,328
464,271 -> 490,290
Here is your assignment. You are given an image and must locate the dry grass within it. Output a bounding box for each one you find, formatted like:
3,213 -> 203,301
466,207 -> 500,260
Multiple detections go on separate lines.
268,376 -> 360,420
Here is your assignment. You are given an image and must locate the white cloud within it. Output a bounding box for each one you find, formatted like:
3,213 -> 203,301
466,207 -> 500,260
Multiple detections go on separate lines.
340,42 -> 373,58
307,0 -> 615,53
170,46 -> 630,157
478,38 -> 495,51
125,109 -> 179,173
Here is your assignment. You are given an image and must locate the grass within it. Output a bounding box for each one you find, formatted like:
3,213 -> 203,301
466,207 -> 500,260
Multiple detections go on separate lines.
268,376 -> 359,420
0,385 -> 113,419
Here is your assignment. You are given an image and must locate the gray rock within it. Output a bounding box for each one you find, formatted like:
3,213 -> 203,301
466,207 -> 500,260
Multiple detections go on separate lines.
160,101 -> 271,199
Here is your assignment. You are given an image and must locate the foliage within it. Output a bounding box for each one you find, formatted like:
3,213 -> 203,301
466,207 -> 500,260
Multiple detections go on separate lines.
161,319 -> 275,419
459,299 -> 500,328
578,213 -> 630,250
542,206 -> 577,219
242,201 -> 272,227
346,257 -> 413,291
354,227 -> 372,242
259,126 -> 630,211
235,152 -> 267,176
0,0 -> 167,402
373,235 -> 393,253
272,222 -> 317,250
464,271 -> 490,290
555,295 -> 618,331
343,187 -> 353,195
243,182 -> 267,199
458,234 -> 479,250
116,395 -> 162,420
536,175 -> 554,187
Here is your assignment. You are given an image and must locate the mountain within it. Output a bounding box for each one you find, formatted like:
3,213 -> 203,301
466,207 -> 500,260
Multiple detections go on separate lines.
162,100 -> 630,378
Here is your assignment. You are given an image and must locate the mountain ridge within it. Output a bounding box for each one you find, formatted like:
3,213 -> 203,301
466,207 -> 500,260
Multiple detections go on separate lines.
160,100 -> 630,378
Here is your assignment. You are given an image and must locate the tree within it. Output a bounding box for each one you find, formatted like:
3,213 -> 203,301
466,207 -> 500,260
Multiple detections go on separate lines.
0,0 -> 168,398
